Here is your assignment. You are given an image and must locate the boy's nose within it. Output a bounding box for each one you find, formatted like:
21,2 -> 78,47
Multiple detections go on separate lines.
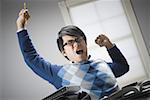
73,42 -> 80,48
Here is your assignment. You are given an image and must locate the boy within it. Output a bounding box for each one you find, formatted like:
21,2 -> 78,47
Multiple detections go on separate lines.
16,9 -> 129,99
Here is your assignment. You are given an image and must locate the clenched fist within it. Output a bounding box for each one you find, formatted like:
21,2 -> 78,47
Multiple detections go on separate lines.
16,9 -> 30,30
95,34 -> 113,49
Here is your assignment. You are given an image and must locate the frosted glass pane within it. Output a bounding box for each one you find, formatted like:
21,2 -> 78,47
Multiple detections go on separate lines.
102,15 -> 131,40
70,2 -> 99,25
78,23 -> 104,47
89,47 -> 112,62
115,37 -> 139,58
117,56 -> 146,87
95,0 -> 124,20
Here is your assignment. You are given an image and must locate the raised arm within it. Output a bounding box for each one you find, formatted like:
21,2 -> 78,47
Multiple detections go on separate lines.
95,34 -> 129,77
16,9 -> 62,88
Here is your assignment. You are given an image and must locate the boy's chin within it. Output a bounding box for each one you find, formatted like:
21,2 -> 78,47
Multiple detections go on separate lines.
75,56 -> 88,62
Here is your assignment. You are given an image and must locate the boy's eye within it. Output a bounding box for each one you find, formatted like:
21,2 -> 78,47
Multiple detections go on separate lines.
63,37 -> 83,47
68,40 -> 75,44
63,40 -> 75,47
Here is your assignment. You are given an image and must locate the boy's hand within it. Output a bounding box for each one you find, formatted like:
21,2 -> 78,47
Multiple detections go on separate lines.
95,34 -> 113,49
16,9 -> 30,30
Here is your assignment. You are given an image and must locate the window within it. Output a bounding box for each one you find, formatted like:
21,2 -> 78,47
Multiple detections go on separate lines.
59,0 -> 150,87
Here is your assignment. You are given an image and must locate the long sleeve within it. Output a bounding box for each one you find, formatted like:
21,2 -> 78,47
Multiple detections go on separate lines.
107,45 -> 129,78
17,30 -> 62,88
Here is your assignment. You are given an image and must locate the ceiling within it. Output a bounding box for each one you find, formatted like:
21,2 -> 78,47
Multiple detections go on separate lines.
2,0 -> 62,2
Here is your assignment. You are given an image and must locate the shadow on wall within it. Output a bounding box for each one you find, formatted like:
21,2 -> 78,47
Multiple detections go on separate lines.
131,0 -> 150,55
0,0 -> 2,99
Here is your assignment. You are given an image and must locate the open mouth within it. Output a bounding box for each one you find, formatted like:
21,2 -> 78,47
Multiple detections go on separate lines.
76,50 -> 84,54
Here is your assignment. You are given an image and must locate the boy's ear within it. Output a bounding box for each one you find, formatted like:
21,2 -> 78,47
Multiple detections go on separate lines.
62,51 -> 69,60
62,51 -> 67,56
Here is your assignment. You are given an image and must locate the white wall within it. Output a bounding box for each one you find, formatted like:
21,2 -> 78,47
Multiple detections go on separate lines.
131,0 -> 150,55
0,0 -> 2,99
1,0 -> 150,100
2,0 -> 67,100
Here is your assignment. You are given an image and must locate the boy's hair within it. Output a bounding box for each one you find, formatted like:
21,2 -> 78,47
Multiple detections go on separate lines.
57,25 -> 87,53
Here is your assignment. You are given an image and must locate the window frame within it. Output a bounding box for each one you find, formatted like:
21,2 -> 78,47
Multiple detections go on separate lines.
58,0 -> 150,79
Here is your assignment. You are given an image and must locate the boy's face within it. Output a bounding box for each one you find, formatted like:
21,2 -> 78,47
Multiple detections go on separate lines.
62,35 -> 88,62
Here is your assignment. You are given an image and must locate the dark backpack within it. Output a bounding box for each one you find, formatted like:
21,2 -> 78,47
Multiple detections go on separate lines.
42,86 -> 91,100
55,91 -> 91,100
